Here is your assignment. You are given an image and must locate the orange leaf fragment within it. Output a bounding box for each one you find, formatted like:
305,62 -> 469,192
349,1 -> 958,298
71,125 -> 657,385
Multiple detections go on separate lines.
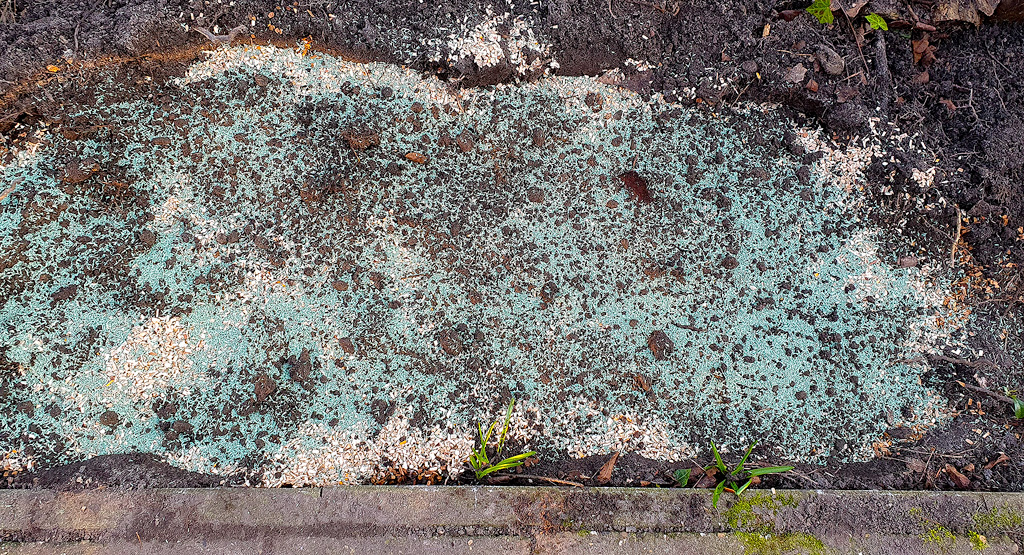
405,152 -> 428,164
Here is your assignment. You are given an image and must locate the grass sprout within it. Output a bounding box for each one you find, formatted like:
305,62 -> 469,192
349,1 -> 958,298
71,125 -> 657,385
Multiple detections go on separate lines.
707,440 -> 793,508
468,398 -> 536,479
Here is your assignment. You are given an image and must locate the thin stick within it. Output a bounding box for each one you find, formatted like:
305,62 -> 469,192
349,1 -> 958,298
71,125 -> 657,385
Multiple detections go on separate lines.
0,184 -> 15,203
514,474 -> 584,487
958,381 -> 1015,405
842,11 -> 870,81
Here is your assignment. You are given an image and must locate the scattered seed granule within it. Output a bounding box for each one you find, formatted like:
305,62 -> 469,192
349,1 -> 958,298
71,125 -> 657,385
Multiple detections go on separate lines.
0,44 -> 967,485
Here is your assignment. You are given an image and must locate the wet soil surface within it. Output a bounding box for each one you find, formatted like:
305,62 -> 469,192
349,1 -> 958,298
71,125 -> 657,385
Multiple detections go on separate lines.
1,0 -> 1022,492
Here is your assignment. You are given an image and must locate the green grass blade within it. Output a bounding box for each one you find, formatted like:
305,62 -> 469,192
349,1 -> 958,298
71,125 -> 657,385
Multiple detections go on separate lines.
711,441 -> 727,474
712,481 -> 726,509
736,479 -> 753,495
1013,396 -> 1024,419
497,398 -> 515,455
494,451 -> 536,466
673,468 -> 691,487
737,440 -> 757,472
748,466 -> 794,477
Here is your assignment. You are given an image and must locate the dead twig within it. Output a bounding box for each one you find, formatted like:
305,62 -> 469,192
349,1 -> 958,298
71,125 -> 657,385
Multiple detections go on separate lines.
513,474 -> 584,487
899,354 -> 998,371
0,181 -> 18,203
958,381 -> 1015,405
193,25 -> 247,46
842,11 -> 870,81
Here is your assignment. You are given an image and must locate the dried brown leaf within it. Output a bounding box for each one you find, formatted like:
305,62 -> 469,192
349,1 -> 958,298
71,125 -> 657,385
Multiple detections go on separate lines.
932,0 -> 999,25
784,63 -> 808,84
944,464 -> 971,489
905,458 -> 928,473
984,453 -> 1010,470
595,452 -> 619,485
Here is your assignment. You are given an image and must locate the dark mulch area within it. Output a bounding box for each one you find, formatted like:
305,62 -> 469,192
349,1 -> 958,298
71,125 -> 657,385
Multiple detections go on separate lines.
1,0 -> 1021,491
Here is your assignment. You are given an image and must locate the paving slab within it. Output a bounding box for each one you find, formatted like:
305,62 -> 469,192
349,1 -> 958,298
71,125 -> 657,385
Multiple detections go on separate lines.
1,487 -> 1022,554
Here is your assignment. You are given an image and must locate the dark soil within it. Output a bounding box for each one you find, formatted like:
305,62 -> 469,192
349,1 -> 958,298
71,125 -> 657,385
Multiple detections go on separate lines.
1,0 -> 1021,491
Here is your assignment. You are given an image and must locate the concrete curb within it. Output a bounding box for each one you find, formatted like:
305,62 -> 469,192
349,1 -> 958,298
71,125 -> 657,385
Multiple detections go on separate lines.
1,487 -> 1022,553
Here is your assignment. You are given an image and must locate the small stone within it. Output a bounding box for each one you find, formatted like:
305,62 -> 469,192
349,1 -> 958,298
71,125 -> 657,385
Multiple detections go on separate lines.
527,187 -> 545,203
411,102 -> 424,113
898,256 -> 918,268
795,391 -> 808,401
140,229 -> 157,247
741,60 -> 758,73
648,330 -> 674,361
816,46 -> 845,76
721,255 -> 739,269
339,337 -> 356,355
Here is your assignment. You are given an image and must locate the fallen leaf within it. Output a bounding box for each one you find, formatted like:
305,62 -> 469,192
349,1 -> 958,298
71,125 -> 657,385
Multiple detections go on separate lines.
940,99 -> 957,111
780,9 -> 802,21
964,463 -> 975,472
837,0 -> 869,18
912,37 -> 929,64
912,36 -> 937,66
913,71 -> 930,85
405,152 -> 428,164
836,85 -> 860,103
46,65 -> 61,73
984,453 -> 1010,469
595,452 -> 619,485
694,467 -> 718,488
784,63 -> 808,84
932,0 -> 999,25
944,464 -> 971,489
905,458 -> 928,473
805,79 -> 819,92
